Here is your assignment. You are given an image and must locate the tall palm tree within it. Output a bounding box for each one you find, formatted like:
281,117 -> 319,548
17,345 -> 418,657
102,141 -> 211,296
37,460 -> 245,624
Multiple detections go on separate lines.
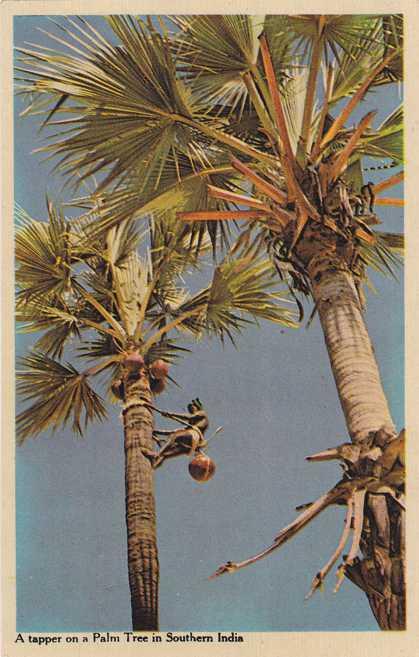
16,14 -> 404,629
15,202 -> 295,630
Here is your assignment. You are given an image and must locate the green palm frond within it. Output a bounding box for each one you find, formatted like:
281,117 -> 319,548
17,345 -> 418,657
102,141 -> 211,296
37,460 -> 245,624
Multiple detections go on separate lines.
380,14 -> 403,82
111,251 -> 148,336
17,15 -> 269,196
77,153 -> 242,251
266,15 -> 381,72
77,334 -> 120,360
17,303 -> 81,359
16,352 -> 107,442
149,164 -> 241,253
15,205 -> 131,345
359,231 -> 404,281
144,339 -> 191,365
173,15 -> 266,113
104,218 -> 143,268
53,209 -> 106,262
281,66 -> 311,155
376,231 -> 404,253
75,284 -> 127,342
262,16 -> 295,71
149,210 -> 211,304
206,256 -> 297,338
358,105 -> 403,164
341,159 -> 364,193
16,16 -> 197,188
329,16 -> 402,103
15,200 -> 75,303
78,267 -> 115,309
172,245 -> 297,342
220,104 -> 272,150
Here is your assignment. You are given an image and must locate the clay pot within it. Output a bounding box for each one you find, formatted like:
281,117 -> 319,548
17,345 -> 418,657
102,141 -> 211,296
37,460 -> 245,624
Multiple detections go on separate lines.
124,351 -> 145,371
188,453 -> 216,483
149,359 -> 169,380
150,377 -> 166,395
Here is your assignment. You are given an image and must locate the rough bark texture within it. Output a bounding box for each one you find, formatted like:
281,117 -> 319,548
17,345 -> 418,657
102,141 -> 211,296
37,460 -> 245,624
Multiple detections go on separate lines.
308,253 -> 395,441
306,249 -> 405,630
123,372 -> 159,631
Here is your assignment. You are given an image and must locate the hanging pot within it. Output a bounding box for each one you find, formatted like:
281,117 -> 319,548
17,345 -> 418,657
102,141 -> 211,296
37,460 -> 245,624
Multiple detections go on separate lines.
188,452 -> 216,483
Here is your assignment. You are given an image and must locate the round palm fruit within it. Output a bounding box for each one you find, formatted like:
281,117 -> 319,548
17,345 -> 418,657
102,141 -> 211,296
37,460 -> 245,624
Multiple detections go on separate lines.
124,351 -> 145,371
150,359 -> 169,380
111,378 -> 124,400
188,453 -> 216,483
150,377 -> 166,395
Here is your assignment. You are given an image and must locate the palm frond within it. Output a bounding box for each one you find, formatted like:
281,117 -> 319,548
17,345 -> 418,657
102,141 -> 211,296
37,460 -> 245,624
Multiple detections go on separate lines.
172,243 -> 298,342
17,303 -> 81,359
16,352 -> 107,442
330,15 -> 402,103
358,105 -> 403,164
173,15 -> 265,112
380,14 -> 403,82
77,334 -> 121,360
375,231 -> 404,253
16,15 -> 198,189
359,231 -> 404,282
104,217 -> 143,268
15,200 -> 75,303
74,152 -> 242,251
111,251 -> 148,336
17,15 -> 272,197
148,210 -> 211,306
144,339 -> 191,365
206,255 -> 297,338
282,66 -> 311,155
75,284 -> 126,342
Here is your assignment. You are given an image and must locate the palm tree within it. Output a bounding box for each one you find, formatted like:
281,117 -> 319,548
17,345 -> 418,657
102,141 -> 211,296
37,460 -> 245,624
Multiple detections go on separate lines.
15,201 -> 295,630
16,14 -> 404,629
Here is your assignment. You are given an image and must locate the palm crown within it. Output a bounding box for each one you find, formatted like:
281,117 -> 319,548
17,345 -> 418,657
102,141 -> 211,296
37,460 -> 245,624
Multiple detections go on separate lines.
16,201 -> 296,442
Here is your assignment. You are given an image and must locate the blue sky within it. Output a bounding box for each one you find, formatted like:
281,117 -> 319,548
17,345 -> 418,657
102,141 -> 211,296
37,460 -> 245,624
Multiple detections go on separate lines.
14,15 -> 404,632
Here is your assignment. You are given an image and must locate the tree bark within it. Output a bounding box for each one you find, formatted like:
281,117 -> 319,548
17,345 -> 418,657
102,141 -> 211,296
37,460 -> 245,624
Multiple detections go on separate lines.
123,372 -> 159,631
307,251 -> 405,630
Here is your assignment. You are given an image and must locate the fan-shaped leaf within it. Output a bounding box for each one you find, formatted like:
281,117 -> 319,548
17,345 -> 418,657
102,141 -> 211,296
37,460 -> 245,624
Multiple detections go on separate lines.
17,352 -> 107,442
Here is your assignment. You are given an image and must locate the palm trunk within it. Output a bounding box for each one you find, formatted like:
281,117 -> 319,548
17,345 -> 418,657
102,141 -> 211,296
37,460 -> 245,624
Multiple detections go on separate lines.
122,372 -> 159,630
307,252 -> 405,630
